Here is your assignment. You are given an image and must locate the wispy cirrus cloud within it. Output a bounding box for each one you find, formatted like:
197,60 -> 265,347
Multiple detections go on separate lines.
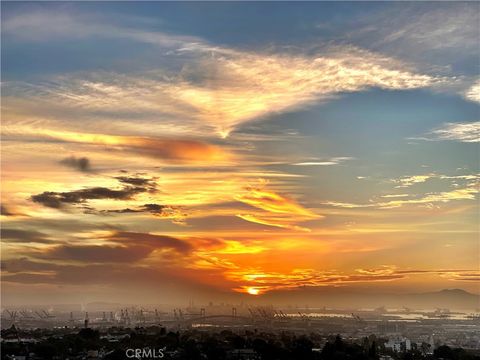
2,8 -> 450,138
325,172 -> 478,209
380,194 -> 410,199
2,9 -> 205,49
339,4 -> 479,102
292,157 -> 353,166
464,79 -> 480,103
410,122 -> 480,143
164,46 -> 444,137
325,184 -> 478,209
393,173 -> 478,188
429,122 -> 480,143
343,4 -> 479,68
394,174 -> 434,188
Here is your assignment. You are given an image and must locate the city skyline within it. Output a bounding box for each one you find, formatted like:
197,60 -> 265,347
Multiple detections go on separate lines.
1,2 -> 479,306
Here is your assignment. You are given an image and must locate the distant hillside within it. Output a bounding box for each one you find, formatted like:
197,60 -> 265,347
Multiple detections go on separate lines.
263,287 -> 480,310
402,289 -> 479,310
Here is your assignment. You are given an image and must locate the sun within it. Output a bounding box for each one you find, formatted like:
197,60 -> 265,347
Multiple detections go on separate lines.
247,287 -> 260,295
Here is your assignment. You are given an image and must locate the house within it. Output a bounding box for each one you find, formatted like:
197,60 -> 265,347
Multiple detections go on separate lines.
226,349 -> 260,360
385,337 -> 411,352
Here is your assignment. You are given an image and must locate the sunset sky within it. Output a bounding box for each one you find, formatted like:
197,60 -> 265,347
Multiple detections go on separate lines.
1,2 -> 479,305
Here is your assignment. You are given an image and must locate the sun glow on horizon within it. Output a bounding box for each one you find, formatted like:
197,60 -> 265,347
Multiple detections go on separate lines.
247,287 -> 260,295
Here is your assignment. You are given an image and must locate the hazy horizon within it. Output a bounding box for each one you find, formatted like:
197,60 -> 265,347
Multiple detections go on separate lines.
2,288 -> 479,312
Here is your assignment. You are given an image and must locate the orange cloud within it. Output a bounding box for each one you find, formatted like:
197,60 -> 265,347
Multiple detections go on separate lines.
234,182 -> 320,231
235,184 -> 317,217
226,266 -> 480,295
228,268 -> 401,295
236,214 -> 311,232
6,128 -> 231,163
212,240 -> 267,255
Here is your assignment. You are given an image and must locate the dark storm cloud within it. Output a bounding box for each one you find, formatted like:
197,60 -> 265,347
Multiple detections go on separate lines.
1,205 -> 15,216
1,228 -> 52,244
59,156 -> 91,172
13,218 -> 122,233
2,273 -> 54,284
31,175 -> 158,210
108,231 -> 193,253
1,257 -> 60,272
102,208 -> 140,214
3,231 -> 192,265
99,203 -> 171,216
0,258 -> 219,291
44,244 -> 153,263
31,186 -> 146,208
115,176 -> 157,189
142,203 -> 166,213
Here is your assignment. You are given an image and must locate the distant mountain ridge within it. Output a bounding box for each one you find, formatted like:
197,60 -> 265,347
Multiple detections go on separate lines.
263,287 -> 480,310
403,288 -> 479,309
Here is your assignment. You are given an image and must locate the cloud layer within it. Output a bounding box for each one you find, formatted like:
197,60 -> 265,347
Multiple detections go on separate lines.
1,4 -> 478,303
